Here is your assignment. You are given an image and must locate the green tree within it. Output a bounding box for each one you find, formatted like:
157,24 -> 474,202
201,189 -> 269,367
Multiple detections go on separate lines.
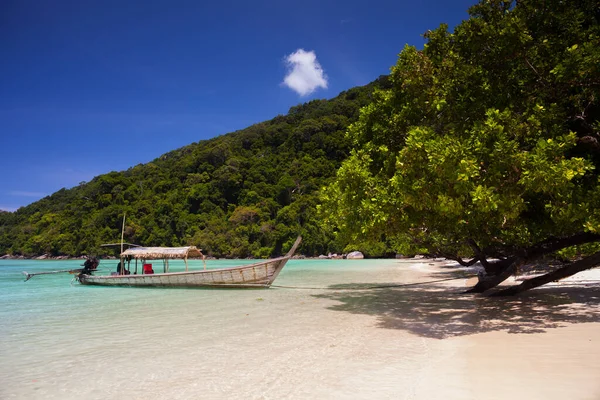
322,0 -> 600,295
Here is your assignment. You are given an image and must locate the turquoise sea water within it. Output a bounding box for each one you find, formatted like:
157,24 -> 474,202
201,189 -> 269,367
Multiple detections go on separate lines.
0,257 -> 421,399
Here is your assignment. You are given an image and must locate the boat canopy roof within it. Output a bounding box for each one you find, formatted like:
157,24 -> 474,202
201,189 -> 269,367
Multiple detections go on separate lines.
121,246 -> 204,260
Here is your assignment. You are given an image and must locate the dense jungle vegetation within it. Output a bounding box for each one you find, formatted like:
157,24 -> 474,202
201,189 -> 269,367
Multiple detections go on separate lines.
0,77 -> 390,258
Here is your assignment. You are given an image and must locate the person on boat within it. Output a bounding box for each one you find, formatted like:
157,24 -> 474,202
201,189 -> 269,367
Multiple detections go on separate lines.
77,256 -> 99,279
82,256 -> 99,271
116,261 -> 130,275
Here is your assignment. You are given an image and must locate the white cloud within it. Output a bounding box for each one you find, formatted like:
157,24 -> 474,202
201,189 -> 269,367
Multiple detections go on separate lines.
282,49 -> 328,96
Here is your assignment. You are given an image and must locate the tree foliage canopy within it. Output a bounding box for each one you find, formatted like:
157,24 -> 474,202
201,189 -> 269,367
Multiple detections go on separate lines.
321,0 -> 600,293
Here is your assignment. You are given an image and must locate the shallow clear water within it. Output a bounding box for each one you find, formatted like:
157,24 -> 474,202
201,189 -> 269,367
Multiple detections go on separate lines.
1,258 -> 419,399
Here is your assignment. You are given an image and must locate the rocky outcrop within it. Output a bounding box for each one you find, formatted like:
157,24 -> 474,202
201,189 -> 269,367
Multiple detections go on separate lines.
1,254 -> 25,259
346,251 -> 364,259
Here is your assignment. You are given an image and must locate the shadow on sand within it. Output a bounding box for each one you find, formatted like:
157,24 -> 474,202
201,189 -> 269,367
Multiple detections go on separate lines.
314,281 -> 600,339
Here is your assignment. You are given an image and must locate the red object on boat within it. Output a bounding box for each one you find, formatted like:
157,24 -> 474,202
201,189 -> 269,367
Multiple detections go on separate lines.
143,264 -> 154,274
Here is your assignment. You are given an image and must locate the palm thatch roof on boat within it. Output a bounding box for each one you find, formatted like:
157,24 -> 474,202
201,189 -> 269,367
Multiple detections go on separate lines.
121,246 -> 204,260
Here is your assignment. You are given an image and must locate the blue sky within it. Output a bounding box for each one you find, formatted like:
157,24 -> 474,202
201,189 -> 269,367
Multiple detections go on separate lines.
0,0 -> 476,211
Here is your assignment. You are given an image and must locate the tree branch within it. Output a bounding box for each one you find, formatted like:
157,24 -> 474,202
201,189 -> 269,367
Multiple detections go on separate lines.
440,253 -> 480,267
491,251 -> 600,296
464,258 -> 521,293
463,232 -> 600,294
524,56 -> 546,87
467,239 -> 493,271
524,232 -> 600,260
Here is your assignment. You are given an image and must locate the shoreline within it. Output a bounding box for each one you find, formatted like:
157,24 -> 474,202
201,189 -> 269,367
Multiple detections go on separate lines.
2,258 -> 600,399
0,253 -> 418,261
313,259 -> 600,399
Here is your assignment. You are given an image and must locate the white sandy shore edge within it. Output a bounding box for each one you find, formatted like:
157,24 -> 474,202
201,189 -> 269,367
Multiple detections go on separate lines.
393,259 -> 600,400
411,258 -> 600,288
5,258 -> 598,400
212,259 -> 600,400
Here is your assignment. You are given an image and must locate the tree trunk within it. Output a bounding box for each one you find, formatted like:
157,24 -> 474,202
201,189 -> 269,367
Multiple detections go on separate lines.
491,251 -> 600,296
464,258 -> 522,293
481,258 -> 511,275
462,232 -> 600,294
444,254 -> 480,267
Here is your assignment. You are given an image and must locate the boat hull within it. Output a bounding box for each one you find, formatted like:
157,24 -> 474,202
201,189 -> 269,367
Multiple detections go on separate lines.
78,256 -> 289,288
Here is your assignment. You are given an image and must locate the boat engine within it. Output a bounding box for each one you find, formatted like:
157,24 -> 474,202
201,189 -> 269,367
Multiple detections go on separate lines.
81,256 -> 99,275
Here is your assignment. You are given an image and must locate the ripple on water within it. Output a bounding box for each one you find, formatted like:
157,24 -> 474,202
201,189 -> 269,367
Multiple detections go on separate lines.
2,258 -> 427,399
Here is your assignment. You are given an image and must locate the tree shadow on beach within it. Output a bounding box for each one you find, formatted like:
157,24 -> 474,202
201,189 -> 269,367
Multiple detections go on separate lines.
314,282 -> 600,339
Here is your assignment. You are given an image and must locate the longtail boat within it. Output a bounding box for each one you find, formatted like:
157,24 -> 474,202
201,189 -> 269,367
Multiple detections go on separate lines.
76,236 -> 301,288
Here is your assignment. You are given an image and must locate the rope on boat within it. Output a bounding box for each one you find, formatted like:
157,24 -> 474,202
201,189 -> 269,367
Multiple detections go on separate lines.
270,275 -> 477,290
271,275 -> 600,290
22,269 -> 82,281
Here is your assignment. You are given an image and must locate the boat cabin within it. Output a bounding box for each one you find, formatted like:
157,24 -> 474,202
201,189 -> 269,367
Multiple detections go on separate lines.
118,246 -> 206,275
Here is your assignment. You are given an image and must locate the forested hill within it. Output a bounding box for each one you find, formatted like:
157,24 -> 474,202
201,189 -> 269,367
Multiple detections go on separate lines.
0,76 -> 390,258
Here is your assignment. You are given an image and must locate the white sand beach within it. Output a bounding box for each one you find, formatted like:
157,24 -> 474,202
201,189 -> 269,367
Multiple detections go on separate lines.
2,258 -> 600,400
395,263 -> 600,400
262,261 -> 600,400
